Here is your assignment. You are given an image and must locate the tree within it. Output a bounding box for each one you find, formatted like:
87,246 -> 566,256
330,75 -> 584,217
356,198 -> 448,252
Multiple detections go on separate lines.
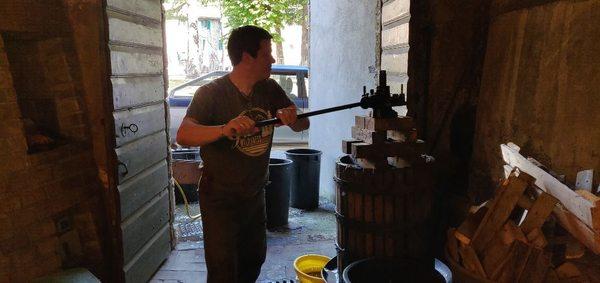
165,0 -> 309,65
220,0 -> 307,65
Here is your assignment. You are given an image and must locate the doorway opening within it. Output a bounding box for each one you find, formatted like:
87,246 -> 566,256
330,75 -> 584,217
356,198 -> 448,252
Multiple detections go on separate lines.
159,1 -> 336,281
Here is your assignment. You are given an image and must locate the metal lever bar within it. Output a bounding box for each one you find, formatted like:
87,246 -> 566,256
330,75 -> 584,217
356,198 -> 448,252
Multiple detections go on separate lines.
255,70 -> 406,128
255,101 -> 363,127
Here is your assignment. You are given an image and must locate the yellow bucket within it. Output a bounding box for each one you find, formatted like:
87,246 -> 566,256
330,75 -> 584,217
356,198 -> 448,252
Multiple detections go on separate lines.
293,254 -> 331,283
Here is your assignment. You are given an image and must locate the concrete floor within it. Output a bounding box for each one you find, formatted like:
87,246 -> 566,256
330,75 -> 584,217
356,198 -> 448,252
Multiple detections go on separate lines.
151,198 -> 337,283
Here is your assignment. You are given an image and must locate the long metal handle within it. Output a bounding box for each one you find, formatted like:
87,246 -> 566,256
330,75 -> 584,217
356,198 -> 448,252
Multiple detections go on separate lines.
255,101 -> 363,127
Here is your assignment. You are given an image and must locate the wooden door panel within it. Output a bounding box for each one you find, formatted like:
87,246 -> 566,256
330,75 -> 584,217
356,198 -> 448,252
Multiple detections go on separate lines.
118,160 -> 169,221
112,76 -> 164,110
108,14 -> 163,47
106,0 -> 171,281
110,46 -> 163,76
115,130 -> 167,183
123,224 -> 171,283
106,0 -> 162,21
121,189 -> 170,264
114,102 -> 166,146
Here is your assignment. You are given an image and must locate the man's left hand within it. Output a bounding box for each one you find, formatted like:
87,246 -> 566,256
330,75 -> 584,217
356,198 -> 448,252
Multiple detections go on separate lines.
275,105 -> 297,127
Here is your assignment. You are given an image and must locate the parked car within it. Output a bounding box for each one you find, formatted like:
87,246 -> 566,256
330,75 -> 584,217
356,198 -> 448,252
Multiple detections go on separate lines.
168,65 -> 309,145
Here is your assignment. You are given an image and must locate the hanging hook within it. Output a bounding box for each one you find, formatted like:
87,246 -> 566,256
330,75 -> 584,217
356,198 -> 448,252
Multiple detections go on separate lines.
120,123 -> 139,137
118,161 -> 129,176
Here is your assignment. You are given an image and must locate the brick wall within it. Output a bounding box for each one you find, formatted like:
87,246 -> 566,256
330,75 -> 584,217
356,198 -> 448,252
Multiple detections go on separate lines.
0,32 -> 106,282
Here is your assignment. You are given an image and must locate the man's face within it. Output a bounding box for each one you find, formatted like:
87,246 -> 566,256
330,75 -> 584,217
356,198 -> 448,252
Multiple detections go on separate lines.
250,39 -> 275,80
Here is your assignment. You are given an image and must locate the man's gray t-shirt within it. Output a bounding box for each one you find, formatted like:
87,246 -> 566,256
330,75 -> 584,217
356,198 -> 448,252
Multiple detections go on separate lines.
186,75 -> 293,196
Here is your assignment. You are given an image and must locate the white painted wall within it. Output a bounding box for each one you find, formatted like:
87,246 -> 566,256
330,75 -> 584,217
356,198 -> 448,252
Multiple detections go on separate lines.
309,0 -> 379,201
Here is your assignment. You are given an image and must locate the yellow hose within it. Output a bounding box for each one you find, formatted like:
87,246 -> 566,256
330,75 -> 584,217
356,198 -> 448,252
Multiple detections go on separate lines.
173,177 -> 201,221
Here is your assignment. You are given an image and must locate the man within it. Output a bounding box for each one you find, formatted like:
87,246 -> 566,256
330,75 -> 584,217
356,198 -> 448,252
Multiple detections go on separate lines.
176,25 -> 310,282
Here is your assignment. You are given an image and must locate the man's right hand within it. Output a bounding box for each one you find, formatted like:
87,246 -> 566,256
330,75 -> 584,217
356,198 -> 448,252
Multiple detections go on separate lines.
222,115 -> 258,139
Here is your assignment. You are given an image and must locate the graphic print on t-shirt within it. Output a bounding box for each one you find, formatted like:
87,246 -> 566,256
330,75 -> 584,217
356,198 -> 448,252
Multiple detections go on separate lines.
234,108 -> 274,156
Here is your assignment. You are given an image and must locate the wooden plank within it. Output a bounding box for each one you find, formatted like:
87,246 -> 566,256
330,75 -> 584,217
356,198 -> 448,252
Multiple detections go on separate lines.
545,269 -> 560,283
455,206 -> 489,245
363,116 -> 414,131
107,0 -> 162,21
517,247 -> 550,283
555,262 -> 584,281
553,204 -> 600,254
108,15 -> 163,47
493,240 -> 530,282
482,231 -> 513,278
115,131 -> 168,183
387,130 -> 407,142
471,174 -> 530,253
526,228 -> 548,249
503,220 -> 528,244
350,126 -> 386,144
387,156 -> 409,168
501,143 -> 600,232
123,224 -> 171,283
354,155 -> 396,169
118,160 -> 169,220
458,244 -> 487,278
520,192 -> 558,234
354,116 -> 365,128
109,47 -> 163,76
351,140 -> 426,160
114,102 -> 166,146
518,194 -> 534,209
576,189 -> 600,205
122,189 -> 170,264
566,237 -> 585,259
342,139 -> 362,154
446,228 -> 460,262
111,76 -> 165,110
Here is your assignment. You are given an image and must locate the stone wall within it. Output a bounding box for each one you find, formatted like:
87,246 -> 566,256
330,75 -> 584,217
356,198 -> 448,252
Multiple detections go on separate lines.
0,2 -> 108,279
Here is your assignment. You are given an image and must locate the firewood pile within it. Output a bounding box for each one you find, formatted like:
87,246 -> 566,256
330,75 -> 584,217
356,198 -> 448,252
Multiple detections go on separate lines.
446,142 -> 600,282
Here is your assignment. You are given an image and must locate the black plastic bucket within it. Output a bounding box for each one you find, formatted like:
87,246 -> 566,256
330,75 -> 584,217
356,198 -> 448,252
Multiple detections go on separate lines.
342,258 -> 452,283
285,149 -> 322,210
266,158 -> 293,228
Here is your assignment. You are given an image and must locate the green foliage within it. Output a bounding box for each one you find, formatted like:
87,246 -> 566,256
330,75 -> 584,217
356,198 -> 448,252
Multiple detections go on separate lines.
163,0 -> 190,21
221,0 -> 307,42
164,0 -> 308,42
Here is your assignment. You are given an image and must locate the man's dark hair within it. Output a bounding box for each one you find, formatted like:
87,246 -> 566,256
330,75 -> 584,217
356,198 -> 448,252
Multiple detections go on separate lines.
227,25 -> 273,66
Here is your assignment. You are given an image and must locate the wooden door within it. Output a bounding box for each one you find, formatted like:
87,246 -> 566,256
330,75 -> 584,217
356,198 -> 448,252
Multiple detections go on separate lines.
104,0 -> 172,282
